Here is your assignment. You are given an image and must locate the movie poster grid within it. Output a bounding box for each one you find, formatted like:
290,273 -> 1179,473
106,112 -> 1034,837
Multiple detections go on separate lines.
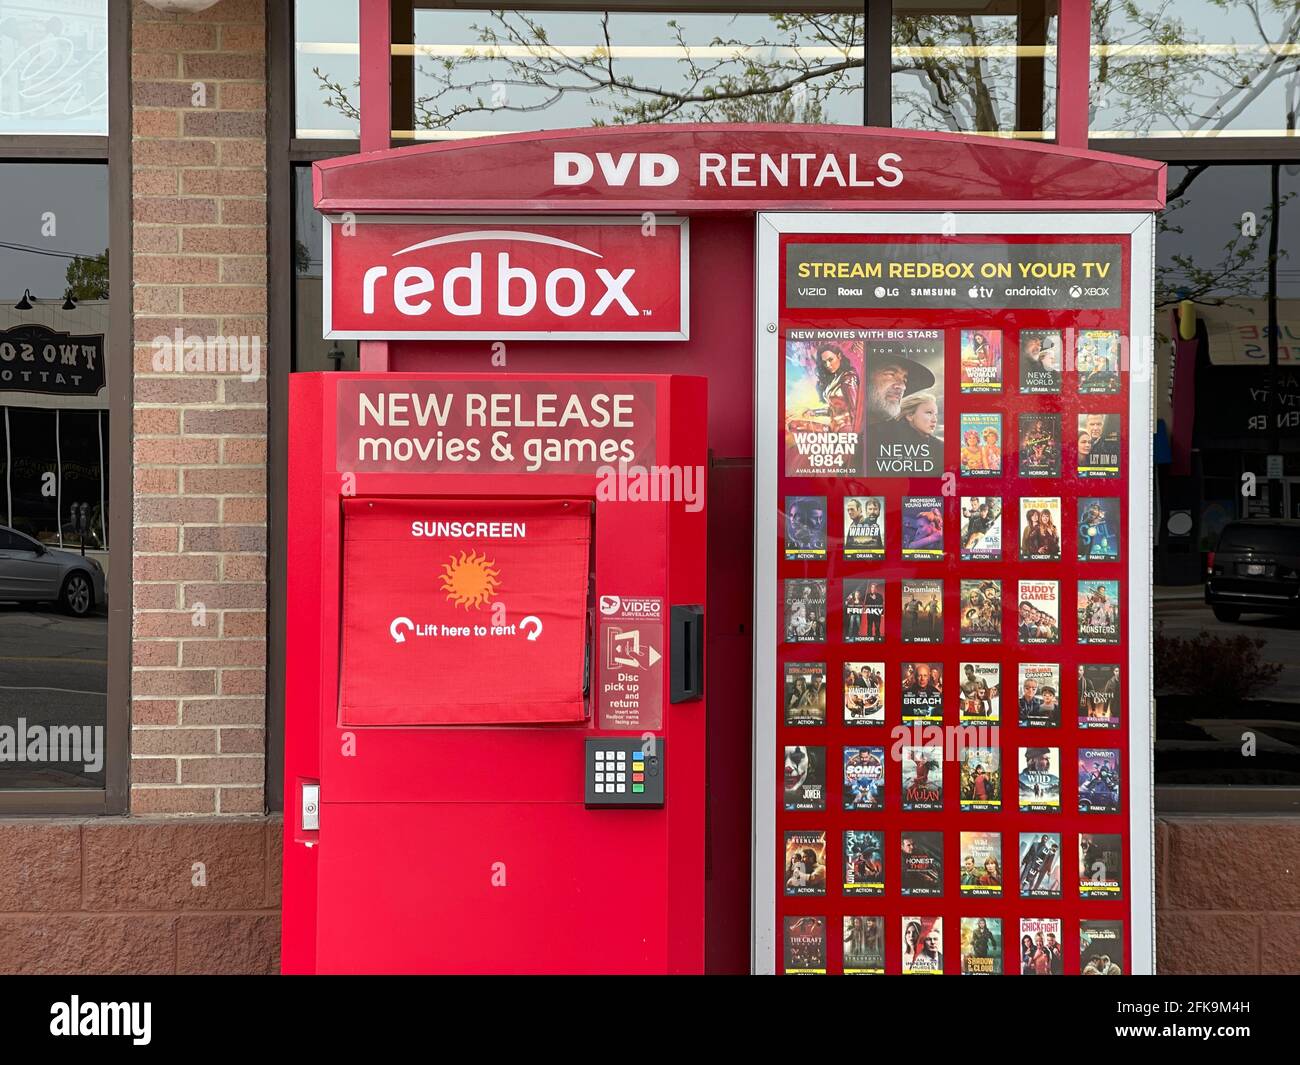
1018,747 -> 1061,812
1020,330 -> 1062,394
901,747 -> 943,811
902,915 -> 944,974
960,328 -> 1002,393
1019,496 -> 1062,561
784,495 -> 827,560
784,329 -> 945,479
1076,330 -> 1122,394
902,496 -> 945,559
1081,921 -> 1124,975
843,661 -> 885,725
1077,580 -> 1121,644
960,496 -> 1002,560
1017,663 -> 1061,728
1019,413 -> 1061,478
959,748 -> 1001,813
958,578 -> 1001,644
843,916 -> 886,975
958,661 -> 1000,724
844,830 -> 885,895
1018,832 -> 1063,899
784,662 -> 826,726
784,830 -> 828,896
843,746 -> 885,810
900,831 -> 943,896
901,662 -> 943,723
784,915 -> 827,974
1079,833 -> 1124,898
1019,917 -> 1064,975
844,495 -> 885,557
1078,748 -> 1122,813
1017,580 -> 1060,644
783,579 -> 826,643
961,916 -> 1002,974
784,745 -> 825,811
901,579 -> 943,643
843,579 -> 886,643
1078,413 -> 1121,477
960,831 -> 1002,896
1078,664 -> 1121,729
778,310 -> 1133,977
1078,497 -> 1121,560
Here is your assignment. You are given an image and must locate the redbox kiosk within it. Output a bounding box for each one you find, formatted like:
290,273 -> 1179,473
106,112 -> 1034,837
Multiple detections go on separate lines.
283,124 -> 1166,975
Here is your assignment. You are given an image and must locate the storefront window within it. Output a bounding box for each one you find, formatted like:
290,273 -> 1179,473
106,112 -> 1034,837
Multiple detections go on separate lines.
892,0 -> 1058,137
0,160 -> 109,790
293,3 -> 866,140
1091,0 -> 1300,138
293,165 -> 358,372
0,1 -> 108,135
1154,163 -> 1300,791
295,0 -> 360,139
401,7 -> 865,139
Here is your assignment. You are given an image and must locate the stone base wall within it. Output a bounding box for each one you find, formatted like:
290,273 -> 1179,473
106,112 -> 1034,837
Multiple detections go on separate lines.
0,817 -> 280,974
2,814 -> 1295,973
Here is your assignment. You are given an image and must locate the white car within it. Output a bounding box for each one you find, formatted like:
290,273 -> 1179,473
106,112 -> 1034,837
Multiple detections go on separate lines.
0,525 -> 105,616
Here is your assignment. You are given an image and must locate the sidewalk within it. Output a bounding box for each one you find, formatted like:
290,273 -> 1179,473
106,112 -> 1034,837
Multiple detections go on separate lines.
1154,585 -> 1203,602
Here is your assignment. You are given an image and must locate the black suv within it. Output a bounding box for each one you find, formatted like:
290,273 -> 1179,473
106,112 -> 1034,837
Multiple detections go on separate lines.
1205,519 -> 1300,622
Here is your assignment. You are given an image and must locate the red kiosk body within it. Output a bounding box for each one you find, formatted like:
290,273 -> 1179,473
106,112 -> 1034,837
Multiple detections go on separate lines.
283,124 -> 1166,975
284,372 -> 707,974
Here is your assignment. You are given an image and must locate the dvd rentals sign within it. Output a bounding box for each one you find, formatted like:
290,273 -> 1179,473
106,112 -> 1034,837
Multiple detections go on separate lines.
323,217 -> 688,340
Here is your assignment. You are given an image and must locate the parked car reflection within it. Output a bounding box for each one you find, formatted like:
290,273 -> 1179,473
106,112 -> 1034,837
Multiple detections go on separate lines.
0,525 -> 104,616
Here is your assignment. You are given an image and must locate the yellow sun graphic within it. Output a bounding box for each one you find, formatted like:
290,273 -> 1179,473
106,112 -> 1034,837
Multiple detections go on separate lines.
439,550 -> 501,609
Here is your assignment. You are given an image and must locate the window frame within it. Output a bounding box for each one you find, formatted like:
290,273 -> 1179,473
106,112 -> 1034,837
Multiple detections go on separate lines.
0,1 -> 130,816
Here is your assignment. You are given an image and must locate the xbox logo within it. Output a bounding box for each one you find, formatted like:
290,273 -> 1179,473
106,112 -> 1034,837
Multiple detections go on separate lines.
1069,284 -> 1084,298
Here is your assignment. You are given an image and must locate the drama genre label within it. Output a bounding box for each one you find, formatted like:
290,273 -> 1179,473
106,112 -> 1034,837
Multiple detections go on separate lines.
596,596 -> 664,730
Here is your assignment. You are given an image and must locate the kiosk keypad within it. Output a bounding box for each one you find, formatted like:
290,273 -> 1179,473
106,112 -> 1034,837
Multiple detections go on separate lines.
585,737 -> 665,807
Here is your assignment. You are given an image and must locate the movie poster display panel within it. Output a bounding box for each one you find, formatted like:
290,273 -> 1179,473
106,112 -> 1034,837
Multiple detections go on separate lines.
760,214 -> 1153,975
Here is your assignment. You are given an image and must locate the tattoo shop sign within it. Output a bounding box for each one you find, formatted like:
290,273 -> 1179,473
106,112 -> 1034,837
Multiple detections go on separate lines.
0,324 -> 106,400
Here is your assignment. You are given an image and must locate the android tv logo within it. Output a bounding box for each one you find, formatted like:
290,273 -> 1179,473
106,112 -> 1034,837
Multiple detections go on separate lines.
440,550 -> 501,609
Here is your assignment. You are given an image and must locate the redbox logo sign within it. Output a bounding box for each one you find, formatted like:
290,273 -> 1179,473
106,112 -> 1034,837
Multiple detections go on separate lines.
323,216 -> 689,340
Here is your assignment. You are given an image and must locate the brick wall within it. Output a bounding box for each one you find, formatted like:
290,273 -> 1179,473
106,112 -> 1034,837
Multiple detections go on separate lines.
130,0 -> 269,815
